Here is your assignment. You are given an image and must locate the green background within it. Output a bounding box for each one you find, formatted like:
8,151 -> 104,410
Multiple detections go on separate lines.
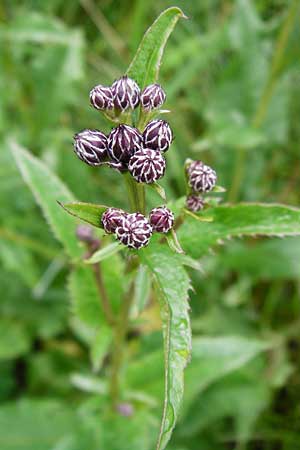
0,1 -> 300,449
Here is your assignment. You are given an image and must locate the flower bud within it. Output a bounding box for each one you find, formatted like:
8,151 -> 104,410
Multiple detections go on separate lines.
111,76 -> 140,111
90,85 -> 114,110
101,208 -> 126,234
116,212 -> 152,249
186,195 -> 205,212
73,129 -> 108,166
107,124 -> 143,164
143,119 -> 173,153
149,206 -> 174,233
140,83 -> 166,111
187,160 -> 217,193
128,148 -> 166,184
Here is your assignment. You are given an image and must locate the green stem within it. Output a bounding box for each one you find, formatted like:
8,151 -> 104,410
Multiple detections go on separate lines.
109,279 -> 135,409
228,0 -> 299,202
123,172 -> 146,213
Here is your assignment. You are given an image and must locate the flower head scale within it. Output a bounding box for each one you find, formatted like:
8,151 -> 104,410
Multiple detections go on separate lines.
90,85 -> 114,110
187,160 -> 217,193
128,148 -> 166,184
149,206 -> 174,233
140,83 -> 166,111
111,76 -> 140,111
115,213 -> 152,249
73,129 -> 108,166
143,119 -> 173,153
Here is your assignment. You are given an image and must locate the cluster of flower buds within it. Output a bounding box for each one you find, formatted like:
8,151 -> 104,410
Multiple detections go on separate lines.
73,76 -> 173,185
185,160 -> 217,212
101,206 -> 174,250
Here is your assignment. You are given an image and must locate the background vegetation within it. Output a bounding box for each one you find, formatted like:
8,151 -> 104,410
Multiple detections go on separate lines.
0,0 -> 300,449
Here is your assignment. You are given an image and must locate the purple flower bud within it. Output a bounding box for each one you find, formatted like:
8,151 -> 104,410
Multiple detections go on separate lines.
143,119 -> 173,153
149,206 -> 174,233
186,195 -> 205,212
128,148 -> 166,184
115,213 -> 152,249
101,208 -> 127,234
187,160 -> 217,193
111,76 -> 140,111
76,225 -> 95,243
73,129 -> 108,166
107,124 -> 143,163
90,85 -> 114,110
140,83 -> 166,111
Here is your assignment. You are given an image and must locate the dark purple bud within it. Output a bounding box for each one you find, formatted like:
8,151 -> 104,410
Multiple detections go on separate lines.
115,212 -> 152,249
111,76 -> 140,111
128,148 -> 166,184
90,85 -> 114,110
140,83 -> 166,111
73,129 -> 108,166
101,208 -> 127,234
186,195 -> 205,212
107,124 -> 143,163
149,206 -> 174,233
143,119 -> 173,153
187,160 -> 217,193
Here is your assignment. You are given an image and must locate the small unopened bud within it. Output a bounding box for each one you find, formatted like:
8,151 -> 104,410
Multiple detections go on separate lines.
90,85 -> 113,110
101,208 -> 126,234
76,225 -> 95,243
149,206 -> 174,233
186,195 -> 205,212
116,213 -> 152,249
73,130 -> 108,166
140,83 -> 166,111
143,119 -> 173,153
187,160 -> 217,193
128,148 -> 166,184
108,124 -> 143,164
111,76 -> 140,111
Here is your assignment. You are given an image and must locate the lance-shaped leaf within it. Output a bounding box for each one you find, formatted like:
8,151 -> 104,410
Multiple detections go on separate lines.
178,203 -> 300,259
58,201 -> 107,229
127,7 -> 186,88
10,140 -> 82,259
140,238 -> 192,450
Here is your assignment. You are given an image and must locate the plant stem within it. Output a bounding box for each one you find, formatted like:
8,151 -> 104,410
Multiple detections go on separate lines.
110,279 -> 135,409
228,0 -> 299,202
123,171 -> 146,213
91,263 -> 115,327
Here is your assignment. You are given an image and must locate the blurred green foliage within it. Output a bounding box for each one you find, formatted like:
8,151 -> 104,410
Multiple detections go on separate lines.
0,0 -> 300,449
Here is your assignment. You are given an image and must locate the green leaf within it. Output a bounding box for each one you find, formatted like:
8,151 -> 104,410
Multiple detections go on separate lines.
127,7 -> 186,88
90,324 -> 113,372
85,242 -> 122,264
0,319 -> 31,360
140,239 -> 191,450
10,141 -> 82,259
178,203 -> 300,259
131,264 -> 152,318
68,266 -> 105,328
59,201 -> 107,228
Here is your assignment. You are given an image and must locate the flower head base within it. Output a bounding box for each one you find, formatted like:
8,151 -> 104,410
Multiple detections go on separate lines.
112,76 -> 140,111
149,206 -> 174,233
186,195 -> 205,212
90,85 -> 114,110
143,119 -> 173,153
73,129 -> 108,166
116,213 -> 152,249
128,148 -> 166,184
187,160 -> 217,193
108,124 -> 143,164
140,84 -> 166,111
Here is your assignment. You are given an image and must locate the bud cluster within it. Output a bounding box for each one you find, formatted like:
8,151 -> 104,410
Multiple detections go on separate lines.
73,75 -> 174,185
101,205 -> 174,250
185,160 -> 217,212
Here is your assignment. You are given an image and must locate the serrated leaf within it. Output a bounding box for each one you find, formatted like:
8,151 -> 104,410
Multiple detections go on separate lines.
131,264 -> 152,318
140,239 -> 191,450
127,7 -> 185,88
178,203 -> 300,259
90,325 -> 113,372
68,266 -> 105,328
10,141 -> 82,259
85,242 -> 122,264
59,201 -> 107,228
